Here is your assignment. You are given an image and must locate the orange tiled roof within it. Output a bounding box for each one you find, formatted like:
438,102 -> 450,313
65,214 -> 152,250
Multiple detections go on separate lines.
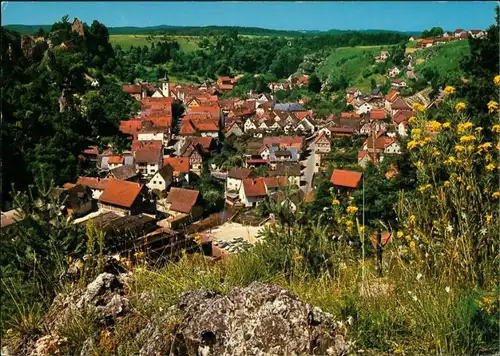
163,157 -> 190,173
330,169 -> 363,189
166,187 -> 199,213
242,178 -> 267,197
99,180 -> 144,208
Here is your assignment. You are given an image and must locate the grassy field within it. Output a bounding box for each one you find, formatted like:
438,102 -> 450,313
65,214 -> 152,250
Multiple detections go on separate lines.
110,34 -> 201,52
316,45 -> 392,92
413,40 -> 469,79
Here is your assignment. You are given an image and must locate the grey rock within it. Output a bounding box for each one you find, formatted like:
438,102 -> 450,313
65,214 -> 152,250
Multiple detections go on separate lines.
139,282 -> 350,355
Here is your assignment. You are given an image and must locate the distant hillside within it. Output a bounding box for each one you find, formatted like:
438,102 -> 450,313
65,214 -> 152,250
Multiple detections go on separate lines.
4,23 -> 419,37
413,40 -> 470,80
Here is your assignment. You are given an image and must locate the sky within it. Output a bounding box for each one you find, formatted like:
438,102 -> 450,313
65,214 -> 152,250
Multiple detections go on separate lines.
1,1 -> 497,32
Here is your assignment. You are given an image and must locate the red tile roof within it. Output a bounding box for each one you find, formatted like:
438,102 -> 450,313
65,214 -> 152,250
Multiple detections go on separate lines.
120,120 -> 142,135
218,84 -> 234,90
242,178 -> 268,197
123,84 -> 142,94
365,136 -> 398,151
163,157 -> 190,173
263,177 -> 287,189
385,89 -> 399,103
83,146 -> 99,155
393,110 -> 414,125
99,180 -> 144,208
179,120 -> 197,135
189,105 -> 220,114
166,187 -> 199,213
193,120 -> 219,132
131,140 -> 163,152
391,98 -> 411,110
263,136 -> 304,147
358,150 -> 379,163
314,132 -> 329,143
76,177 -> 110,190
134,146 -> 162,164
108,156 -> 124,165
369,109 -> 386,120
341,112 -> 361,119
183,136 -> 213,150
330,169 -> 363,189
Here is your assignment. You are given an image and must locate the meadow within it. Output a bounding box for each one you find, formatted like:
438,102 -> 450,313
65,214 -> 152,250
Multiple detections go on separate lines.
110,34 -> 201,52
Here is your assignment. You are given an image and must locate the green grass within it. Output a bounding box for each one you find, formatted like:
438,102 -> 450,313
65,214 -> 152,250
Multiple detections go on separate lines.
413,40 -> 470,79
110,34 -> 201,52
316,45 -> 392,92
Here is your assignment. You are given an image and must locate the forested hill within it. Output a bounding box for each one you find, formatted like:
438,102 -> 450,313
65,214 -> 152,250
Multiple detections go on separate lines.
5,23 -> 419,37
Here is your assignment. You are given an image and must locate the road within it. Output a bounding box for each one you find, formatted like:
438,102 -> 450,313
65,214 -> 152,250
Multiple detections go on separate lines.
301,137 -> 316,194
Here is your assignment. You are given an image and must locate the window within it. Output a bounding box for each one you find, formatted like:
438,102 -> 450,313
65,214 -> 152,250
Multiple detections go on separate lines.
153,181 -> 157,184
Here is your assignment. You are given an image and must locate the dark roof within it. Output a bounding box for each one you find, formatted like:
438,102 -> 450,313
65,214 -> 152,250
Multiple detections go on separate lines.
52,185 -> 92,209
79,212 -> 156,236
155,164 -> 174,182
227,167 -> 256,180
135,147 -> 162,164
268,163 -> 302,177
166,187 -> 200,214
272,190 -> 305,206
108,165 -> 138,181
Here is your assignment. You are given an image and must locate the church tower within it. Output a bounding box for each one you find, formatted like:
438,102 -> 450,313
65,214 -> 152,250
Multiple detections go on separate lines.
159,72 -> 170,98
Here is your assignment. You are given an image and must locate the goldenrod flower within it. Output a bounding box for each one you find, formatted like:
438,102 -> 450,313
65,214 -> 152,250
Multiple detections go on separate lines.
407,140 -> 418,150
432,149 -> 441,157
497,142 -> 500,151
444,156 -> 456,165
486,215 -> 492,223
455,102 -> 466,112
466,145 -> 475,152
411,128 -> 422,139
485,153 -> 492,162
295,254 -> 304,262
492,124 -> 500,133
409,241 -> 416,249
444,181 -> 450,187
418,185 -> 426,193
455,145 -> 465,152
415,161 -> 423,168
442,122 -> 451,129
486,163 -> 496,171
478,142 -> 492,151
413,103 -> 425,112
457,122 -> 473,133
358,225 -> 365,232
397,231 -> 404,238
409,215 -> 416,224
427,120 -> 442,132
492,192 -> 500,199
405,235 -> 411,242
494,75 -> 500,85
466,185 -> 472,191
475,127 -> 483,133
459,135 -> 476,143
332,199 -> 340,205
444,86 -> 456,95
456,176 -> 463,182
487,101 -> 498,113
346,206 -> 358,214
408,116 -> 416,125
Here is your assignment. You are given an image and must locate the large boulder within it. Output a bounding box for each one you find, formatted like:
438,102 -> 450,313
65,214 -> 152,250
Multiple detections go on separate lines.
138,282 -> 350,355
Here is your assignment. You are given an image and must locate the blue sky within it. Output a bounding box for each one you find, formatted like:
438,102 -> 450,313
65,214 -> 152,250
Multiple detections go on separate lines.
1,1 -> 497,32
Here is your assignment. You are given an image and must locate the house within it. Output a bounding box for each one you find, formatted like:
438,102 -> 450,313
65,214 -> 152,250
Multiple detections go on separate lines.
271,190 -> 305,213
227,167 -> 257,192
269,146 -> 299,167
180,143 -> 205,171
159,188 -> 203,228
330,169 -> 363,192
52,184 -> 93,218
356,103 -> 373,115
391,98 -> 412,116
374,50 -> 390,63
134,146 -> 163,178
123,84 -> 143,101
388,67 -> 401,78
263,136 -> 304,151
163,157 -> 190,183
392,110 -> 414,137
217,76 -> 234,91
239,178 -> 268,207
363,134 -> 401,155
76,177 -> 110,200
225,121 -> 244,137
468,30 -> 486,38
391,79 -> 407,88
262,177 -> 288,194
454,29 -> 467,38
137,130 -> 168,146
147,164 -> 174,192
71,18 -> 85,37
314,132 -> 331,154
346,88 -> 362,100
98,180 -> 148,215
256,93 -> 274,108
107,155 -> 125,170
341,112 -> 362,120
244,118 -> 258,132
259,145 -> 271,160
106,165 -> 139,182
408,36 -> 420,42
358,150 -> 379,169
328,117 -> 363,137
385,89 -> 400,112
294,117 -> 315,134
369,109 -> 387,121
268,163 -> 302,188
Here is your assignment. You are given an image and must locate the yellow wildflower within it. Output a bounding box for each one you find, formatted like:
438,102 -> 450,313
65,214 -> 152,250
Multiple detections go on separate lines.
442,122 -> 451,129
295,254 -> 304,262
492,124 -> 500,133
397,231 -> 404,238
345,220 -> 354,227
444,181 -> 450,187
466,185 -> 472,191
455,102 -> 466,112
415,161 -> 423,168
332,199 -> 340,205
478,142 -> 492,151
495,75 -> 500,86
408,116 -> 416,125
488,101 -> 498,113
346,206 -> 358,214
492,192 -> 500,199
425,184 -> 431,189
486,215 -> 492,223
454,145 -> 465,152
485,153 -> 492,162
432,149 -> 441,157
409,215 -> 416,224
431,195 -> 438,199
407,140 -> 418,150
358,225 -> 365,232
497,142 -> 500,151
459,135 -> 476,143
475,127 -> 483,133
411,128 -> 422,139
413,103 -> 425,112
424,136 -> 432,143
444,86 -> 456,95
409,241 -> 416,249
486,163 -> 496,171
466,144 -> 475,152
418,186 -> 426,193
427,120 -> 442,132
456,176 -> 463,182
405,235 -> 411,242
457,122 -> 473,133
346,226 -> 353,233
444,156 -> 456,165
